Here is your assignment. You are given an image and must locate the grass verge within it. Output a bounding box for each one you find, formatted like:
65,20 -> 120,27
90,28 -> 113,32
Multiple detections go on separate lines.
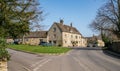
8,45 -> 71,54
102,47 -> 108,50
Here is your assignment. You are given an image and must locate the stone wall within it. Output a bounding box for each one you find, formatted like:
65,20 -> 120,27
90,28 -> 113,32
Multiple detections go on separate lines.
24,38 -> 47,45
108,41 -> 120,53
0,61 -> 7,71
6,38 -> 14,44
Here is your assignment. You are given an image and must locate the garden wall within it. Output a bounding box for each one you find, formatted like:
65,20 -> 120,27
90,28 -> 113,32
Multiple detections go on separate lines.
108,41 -> 120,53
0,61 -> 7,71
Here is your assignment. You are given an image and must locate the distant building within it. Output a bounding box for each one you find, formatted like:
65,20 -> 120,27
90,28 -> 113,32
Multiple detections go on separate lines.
86,35 -> 104,47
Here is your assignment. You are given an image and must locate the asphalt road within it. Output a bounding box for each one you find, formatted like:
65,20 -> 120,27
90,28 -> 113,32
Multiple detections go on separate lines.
8,47 -> 120,71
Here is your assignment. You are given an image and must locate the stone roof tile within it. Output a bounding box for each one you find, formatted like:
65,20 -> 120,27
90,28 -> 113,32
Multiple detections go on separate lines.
25,31 -> 47,38
55,22 -> 81,35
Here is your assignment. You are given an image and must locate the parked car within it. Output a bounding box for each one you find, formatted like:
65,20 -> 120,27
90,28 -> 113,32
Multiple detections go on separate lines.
87,44 -> 92,47
13,39 -> 20,44
93,44 -> 98,47
39,42 -> 53,46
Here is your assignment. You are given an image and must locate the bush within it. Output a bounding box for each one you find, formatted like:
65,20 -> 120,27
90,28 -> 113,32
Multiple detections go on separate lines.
0,38 -> 10,61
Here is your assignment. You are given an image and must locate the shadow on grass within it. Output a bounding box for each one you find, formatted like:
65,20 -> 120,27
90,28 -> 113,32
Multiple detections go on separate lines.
103,50 -> 120,59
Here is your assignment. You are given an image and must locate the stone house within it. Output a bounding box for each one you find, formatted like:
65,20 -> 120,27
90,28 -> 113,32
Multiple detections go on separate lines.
96,35 -> 104,47
23,31 -> 48,45
97,40 -> 104,47
6,38 -> 14,44
86,35 -> 104,47
6,20 -> 87,47
47,20 -> 87,47
6,31 -> 48,45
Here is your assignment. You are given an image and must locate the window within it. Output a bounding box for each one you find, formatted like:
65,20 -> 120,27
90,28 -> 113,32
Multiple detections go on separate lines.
40,39 -> 43,42
65,34 -> 67,37
76,36 -> 78,39
79,36 -> 81,39
53,41 -> 56,44
54,34 -> 56,38
65,41 -> 67,43
49,41 -> 52,43
53,27 -> 56,32
25,38 -> 29,41
71,35 -> 73,38
70,30 -> 73,33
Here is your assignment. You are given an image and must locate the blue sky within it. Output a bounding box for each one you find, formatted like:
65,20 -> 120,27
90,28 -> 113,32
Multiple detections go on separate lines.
39,0 -> 105,37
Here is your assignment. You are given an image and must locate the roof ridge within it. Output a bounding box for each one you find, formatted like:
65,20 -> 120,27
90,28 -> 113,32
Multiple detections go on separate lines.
25,31 -> 48,38
55,22 -> 81,35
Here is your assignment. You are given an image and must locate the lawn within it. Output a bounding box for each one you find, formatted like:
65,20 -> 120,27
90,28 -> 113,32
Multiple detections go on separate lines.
8,45 -> 71,54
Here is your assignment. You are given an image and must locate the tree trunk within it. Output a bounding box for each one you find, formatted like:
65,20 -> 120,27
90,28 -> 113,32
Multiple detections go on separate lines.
22,35 -> 25,44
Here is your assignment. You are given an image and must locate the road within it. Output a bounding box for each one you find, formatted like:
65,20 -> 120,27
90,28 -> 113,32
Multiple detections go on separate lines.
8,47 -> 120,71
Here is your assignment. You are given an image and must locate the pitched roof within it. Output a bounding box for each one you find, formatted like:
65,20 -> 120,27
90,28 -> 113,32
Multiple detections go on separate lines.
54,22 -> 81,35
85,35 -> 102,41
25,31 -> 47,38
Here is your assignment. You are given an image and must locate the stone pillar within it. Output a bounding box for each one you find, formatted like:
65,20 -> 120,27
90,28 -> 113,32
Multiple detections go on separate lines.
0,61 -> 7,71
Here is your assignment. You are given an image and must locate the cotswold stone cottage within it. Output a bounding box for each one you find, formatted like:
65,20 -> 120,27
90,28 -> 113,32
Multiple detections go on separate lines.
86,35 -> 105,47
6,31 -> 48,45
47,20 -> 87,47
7,20 -> 87,47
24,31 -> 48,45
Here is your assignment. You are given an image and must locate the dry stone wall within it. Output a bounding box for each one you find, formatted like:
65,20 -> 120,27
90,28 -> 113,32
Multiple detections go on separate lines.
0,61 -> 7,71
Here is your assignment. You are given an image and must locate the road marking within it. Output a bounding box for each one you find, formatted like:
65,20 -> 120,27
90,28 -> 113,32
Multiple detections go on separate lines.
31,58 -> 48,68
23,66 -> 31,71
33,59 -> 51,71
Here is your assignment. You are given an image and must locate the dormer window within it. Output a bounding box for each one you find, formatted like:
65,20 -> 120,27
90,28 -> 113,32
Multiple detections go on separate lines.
65,34 -> 67,37
70,30 -> 73,33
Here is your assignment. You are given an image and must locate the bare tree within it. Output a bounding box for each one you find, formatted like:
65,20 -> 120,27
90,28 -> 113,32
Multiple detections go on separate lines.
89,0 -> 120,39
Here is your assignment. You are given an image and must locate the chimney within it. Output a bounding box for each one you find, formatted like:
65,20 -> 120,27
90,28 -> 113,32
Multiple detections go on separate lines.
60,19 -> 63,25
70,22 -> 72,27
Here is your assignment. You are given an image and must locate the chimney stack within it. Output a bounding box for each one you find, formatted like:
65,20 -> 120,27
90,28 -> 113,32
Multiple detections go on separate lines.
70,22 -> 72,27
60,19 -> 63,25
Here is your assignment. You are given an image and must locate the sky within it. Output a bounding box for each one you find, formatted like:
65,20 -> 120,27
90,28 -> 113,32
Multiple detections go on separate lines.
39,0 -> 106,37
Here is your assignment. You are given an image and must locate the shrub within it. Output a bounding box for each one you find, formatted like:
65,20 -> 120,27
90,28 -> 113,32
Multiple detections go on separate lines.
0,38 -> 10,61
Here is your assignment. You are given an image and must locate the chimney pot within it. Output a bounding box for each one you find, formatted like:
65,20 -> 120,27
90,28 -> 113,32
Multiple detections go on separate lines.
70,22 -> 72,27
60,19 -> 63,24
